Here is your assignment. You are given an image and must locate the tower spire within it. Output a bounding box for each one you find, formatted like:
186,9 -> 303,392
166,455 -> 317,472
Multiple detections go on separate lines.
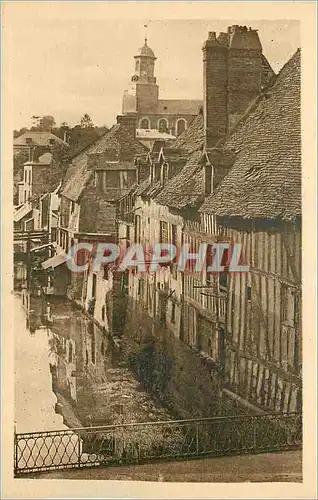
144,24 -> 148,44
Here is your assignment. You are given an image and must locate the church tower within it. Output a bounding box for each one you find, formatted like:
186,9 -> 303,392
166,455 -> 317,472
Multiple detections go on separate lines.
122,38 -> 159,116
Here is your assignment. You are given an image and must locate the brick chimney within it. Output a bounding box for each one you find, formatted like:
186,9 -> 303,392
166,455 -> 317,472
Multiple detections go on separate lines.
116,115 -> 137,138
202,32 -> 228,148
227,25 -> 263,129
203,26 -> 264,146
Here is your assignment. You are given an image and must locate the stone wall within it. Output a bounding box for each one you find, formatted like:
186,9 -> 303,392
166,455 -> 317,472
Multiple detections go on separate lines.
120,297 -> 249,419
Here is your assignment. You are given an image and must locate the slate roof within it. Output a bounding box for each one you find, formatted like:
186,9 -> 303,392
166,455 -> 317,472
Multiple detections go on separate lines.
156,99 -> 203,115
24,152 -> 53,166
200,49 -> 301,221
173,113 -> 205,153
14,131 -> 68,147
155,150 -> 204,209
61,124 -> 147,202
135,147 -> 189,199
154,113 -> 206,208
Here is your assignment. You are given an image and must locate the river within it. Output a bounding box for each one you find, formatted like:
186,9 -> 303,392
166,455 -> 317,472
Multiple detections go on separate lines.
14,283 -> 173,434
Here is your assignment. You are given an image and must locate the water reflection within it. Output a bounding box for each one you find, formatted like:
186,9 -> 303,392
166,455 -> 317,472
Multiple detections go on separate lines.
14,262 -> 173,432
46,299 -> 173,428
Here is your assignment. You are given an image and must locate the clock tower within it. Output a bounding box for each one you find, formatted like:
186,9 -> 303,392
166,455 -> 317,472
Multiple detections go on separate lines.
122,38 -> 159,115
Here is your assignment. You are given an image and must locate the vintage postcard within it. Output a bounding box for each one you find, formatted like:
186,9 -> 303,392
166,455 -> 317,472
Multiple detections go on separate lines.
1,1 -> 317,498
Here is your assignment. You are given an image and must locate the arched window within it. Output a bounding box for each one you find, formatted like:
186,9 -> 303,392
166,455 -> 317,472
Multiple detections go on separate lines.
176,118 -> 187,136
158,118 -> 168,133
135,59 -> 140,72
139,117 -> 150,129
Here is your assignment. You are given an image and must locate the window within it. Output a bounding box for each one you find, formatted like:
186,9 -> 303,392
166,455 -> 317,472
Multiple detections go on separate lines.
70,201 -> 75,214
219,272 -> 228,291
48,138 -> 55,145
101,305 -> 105,322
282,286 -> 298,327
158,118 -> 168,133
135,214 -> 141,244
103,265 -> 109,281
198,316 -> 219,362
106,171 -> 120,189
68,342 -> 73,363
122,170 -> 136,189
176,119 -> 186,136
25,137 -> 32,145
139,118 -> 150,129
247,286 -> 252,301
160,221 -> 169,244
138,278 -> 144,296
171,224 -> 177,247
171,302 -> 176,324
92,273 -> 97,299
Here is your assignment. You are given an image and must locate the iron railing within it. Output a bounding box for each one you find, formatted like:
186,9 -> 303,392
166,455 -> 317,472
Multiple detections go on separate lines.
14,412 -> 302,475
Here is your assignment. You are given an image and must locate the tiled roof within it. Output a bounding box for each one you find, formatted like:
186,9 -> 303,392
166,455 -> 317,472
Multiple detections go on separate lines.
61,124 -> 147,202
173,113 -> 205,153
153,113 -> 206,208
135,146 -> 189,199
156,99 -> 203,115
200,49 -> 301,220
155,150 -> 204,209
14,131 -> 68,147
24,152 -> 53,166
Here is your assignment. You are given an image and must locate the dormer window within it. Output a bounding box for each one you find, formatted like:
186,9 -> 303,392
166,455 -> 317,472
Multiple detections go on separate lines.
25,138 -> 32,145
48,138 -> 55,145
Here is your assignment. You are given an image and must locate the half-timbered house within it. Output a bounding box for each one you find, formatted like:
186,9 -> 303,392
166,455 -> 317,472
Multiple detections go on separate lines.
199,49 -> 302,413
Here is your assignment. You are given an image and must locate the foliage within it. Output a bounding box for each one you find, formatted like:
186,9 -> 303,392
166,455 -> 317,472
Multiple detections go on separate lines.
79,113 -> 95,129
13,149 -> 29,176
13,127 -> 28,138
31,115 -> 56,131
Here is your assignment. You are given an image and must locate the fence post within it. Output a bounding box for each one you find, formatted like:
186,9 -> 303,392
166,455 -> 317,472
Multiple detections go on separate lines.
195,423 -> 200,456
78,434 -> 81,468
14,426 -> 18,476
253,417 -> 257,450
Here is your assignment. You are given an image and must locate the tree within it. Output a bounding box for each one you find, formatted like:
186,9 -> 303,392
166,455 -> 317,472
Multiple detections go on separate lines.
13,127 -> 28,139
30,115 -> 56,131
79,113 -> 94,129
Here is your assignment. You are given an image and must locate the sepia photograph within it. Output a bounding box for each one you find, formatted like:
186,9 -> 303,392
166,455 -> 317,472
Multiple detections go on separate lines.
1,2 -> 317,498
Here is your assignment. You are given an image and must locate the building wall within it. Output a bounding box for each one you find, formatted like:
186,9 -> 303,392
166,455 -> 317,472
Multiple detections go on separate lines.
219,221 -> 302,413
136,113 -> 194,136
84,266 -> 114,334
31,164 -> 60,200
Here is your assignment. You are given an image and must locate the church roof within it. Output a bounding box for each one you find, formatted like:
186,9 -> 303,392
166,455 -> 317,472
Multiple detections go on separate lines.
156,99 -> 203,116
135,39 -> 156,58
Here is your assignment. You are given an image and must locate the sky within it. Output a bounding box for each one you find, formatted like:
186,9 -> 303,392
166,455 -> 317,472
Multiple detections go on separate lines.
6,14 -> 300,130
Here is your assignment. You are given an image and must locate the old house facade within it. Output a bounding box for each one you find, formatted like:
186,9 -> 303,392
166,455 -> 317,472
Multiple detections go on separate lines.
199,49 -> 302,413
52,121 -> 147,326
39,25 -> 301,419
116,26 -> 301,416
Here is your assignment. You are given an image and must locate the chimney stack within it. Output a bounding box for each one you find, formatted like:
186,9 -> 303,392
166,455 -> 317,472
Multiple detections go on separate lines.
116,115 -> 137,138
227,25 -> 263,129
202,32 -> 228,148
203,26 -> 264,146
204,163 -> 213,196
